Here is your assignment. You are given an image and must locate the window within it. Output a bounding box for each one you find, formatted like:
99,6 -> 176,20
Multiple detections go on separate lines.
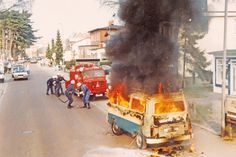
131,98 -> 145,113
216,59 -> 223,85
83,70 -> 104,79
215,59 -> 229,86
155,101 -> 185,115
234,19 -> 236,34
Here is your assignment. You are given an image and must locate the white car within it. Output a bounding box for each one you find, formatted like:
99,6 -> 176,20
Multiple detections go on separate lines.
12,65 -> 29,80
0,71 -> 4,83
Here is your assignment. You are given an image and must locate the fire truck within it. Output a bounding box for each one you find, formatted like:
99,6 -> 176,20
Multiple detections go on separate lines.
107,84 -> 192,149
65,63 -> 107,98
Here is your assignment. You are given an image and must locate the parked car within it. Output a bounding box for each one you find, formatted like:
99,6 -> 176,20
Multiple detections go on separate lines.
0,71 -> 4,83
12,65 -> 29,80
30,58 -> 37,64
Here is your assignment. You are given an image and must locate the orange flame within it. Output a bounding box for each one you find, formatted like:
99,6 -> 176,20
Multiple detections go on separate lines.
108,82 -> 185,114
154,95 -> 185,114
108,83 -> 129,108
155,82 -> 184,114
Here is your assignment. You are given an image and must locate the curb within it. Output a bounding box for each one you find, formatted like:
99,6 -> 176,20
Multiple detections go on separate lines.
192,122 -> 220,136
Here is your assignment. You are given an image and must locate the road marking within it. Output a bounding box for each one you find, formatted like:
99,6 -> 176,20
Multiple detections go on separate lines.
22,130 -> 34,135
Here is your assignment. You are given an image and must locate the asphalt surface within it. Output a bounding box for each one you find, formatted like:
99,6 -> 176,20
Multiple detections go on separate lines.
0,64 -> 137,157
1,64 -> 236,157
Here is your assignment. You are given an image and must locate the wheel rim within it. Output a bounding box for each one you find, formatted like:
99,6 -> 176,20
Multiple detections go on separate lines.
112,123 -> 119,133
136,134 -> 142,148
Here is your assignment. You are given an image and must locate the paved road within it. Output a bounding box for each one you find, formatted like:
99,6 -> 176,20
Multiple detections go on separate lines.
1,64 -> 236,157
0,64 -> 143,157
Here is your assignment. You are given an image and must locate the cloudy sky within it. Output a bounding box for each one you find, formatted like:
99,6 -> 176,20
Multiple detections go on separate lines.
31,0 -> 116,45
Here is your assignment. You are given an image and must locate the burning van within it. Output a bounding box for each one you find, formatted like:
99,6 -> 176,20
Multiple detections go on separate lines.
107,84 -> 192,149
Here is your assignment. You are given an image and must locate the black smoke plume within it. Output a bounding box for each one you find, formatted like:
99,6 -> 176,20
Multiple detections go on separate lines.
106,0 -> 207,95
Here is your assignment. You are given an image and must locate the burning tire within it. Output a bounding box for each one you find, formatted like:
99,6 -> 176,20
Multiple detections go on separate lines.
136,132 -> 147,149
111,121 -> 123,135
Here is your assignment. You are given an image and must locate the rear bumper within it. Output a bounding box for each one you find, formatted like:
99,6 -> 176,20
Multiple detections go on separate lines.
146,134 -> 192,145
13,75 -> 29,79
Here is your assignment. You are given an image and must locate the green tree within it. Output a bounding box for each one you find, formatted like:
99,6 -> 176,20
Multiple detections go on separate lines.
180,27 -> 211,86
0,10 -> 37,60
46,44 -> 52,60
55,30 -> 63,65
50,39 -> 55,64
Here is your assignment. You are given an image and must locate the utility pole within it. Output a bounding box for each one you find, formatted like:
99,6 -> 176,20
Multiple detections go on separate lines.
221,0 -> 228,138
182,36 -> 187,88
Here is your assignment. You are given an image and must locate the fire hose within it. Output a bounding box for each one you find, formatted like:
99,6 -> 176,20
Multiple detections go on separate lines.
57,96 -> 69,103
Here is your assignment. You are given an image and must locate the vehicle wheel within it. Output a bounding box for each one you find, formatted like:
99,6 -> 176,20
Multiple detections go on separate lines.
111,121 -> 123,136
136,132 -> 147,149
90,94 -> 96,101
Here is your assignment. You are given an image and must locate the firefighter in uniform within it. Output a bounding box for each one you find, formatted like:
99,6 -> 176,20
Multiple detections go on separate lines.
65,80 -> 75,109
78,82 -> 91,109
46,76 -> 56,95
55,73 -> 66,97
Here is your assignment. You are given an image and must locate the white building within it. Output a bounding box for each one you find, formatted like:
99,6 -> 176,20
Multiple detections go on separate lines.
198,0 -> 236,95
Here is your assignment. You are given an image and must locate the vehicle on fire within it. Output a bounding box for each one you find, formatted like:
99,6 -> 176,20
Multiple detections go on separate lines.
107,89 -> 192,149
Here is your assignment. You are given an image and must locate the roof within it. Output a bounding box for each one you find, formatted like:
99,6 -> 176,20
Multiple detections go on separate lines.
88,25 -> 123,33
208,49 -> 236,56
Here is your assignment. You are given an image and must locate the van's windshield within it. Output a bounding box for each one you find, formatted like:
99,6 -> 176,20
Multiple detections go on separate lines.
154,101 -> 185,114
83,69 -> 104,79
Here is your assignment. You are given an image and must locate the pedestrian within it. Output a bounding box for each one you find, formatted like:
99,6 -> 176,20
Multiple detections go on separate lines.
78,82 -> 91,109
55,73 -> 66,96
65,80 -> 75,109
46,76 -> 56,95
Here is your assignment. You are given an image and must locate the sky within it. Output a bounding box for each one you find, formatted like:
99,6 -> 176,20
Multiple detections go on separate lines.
31,0 -> 117,46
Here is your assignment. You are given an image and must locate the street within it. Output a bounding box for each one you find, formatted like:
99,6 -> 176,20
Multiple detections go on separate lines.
0,64 -> 140,157
1,64 -> 236,157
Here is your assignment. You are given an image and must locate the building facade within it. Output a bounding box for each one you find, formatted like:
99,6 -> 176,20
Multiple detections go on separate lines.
197,0 -> 236,94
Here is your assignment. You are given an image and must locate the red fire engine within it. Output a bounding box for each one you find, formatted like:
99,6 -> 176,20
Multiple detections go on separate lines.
65,63 -> 107,98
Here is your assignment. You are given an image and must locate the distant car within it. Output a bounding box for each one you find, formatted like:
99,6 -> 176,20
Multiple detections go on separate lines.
12,65 -> 29,80
30,58 -> 37,64
0,71 -> 4,83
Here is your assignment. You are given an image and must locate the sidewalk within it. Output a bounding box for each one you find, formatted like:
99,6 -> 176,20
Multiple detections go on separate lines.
184,84 -> 222,135
0,74 -> 9,105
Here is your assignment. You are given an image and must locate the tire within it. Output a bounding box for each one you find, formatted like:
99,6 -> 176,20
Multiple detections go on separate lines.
136,132 -> 147,149
111,121 -> 123,136
90,94 -> 96,101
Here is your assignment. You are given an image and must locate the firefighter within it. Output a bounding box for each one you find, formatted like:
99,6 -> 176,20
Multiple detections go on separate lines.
46,76 -> 56,95
77,82 -> 91,109
56,73 -> 66,96
65,80 -> 75,109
